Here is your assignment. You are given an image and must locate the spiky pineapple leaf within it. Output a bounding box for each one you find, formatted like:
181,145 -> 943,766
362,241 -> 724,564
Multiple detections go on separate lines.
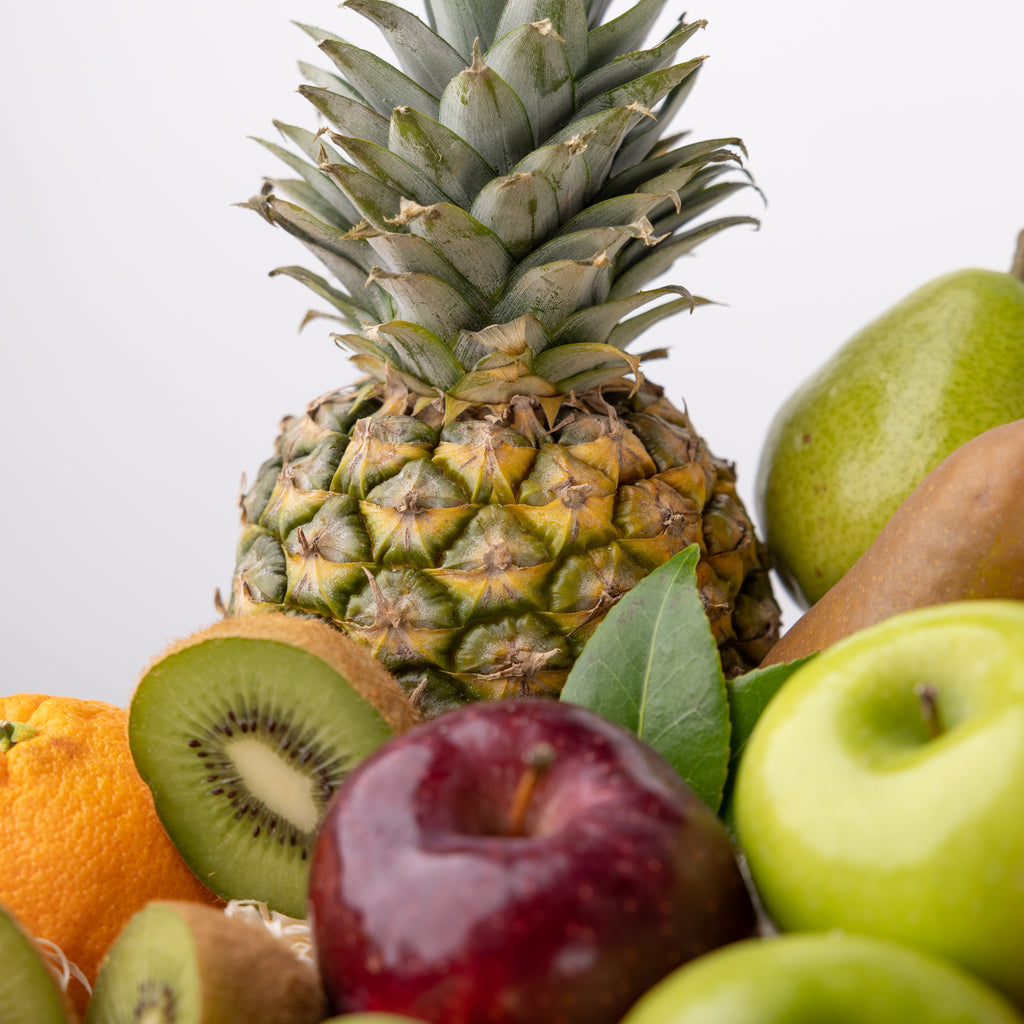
342,0 -> 466,96
245,194 -> 384,311
576,20 -> 704,107
268,266 -> 368,329
319,37 -> 440,119
483,21 -> 574,146
369,321 -> 465,388
361,230 -> 490,316
297,85 -> 391,145
396,200 -> 514,298
254,132 -> 357,227
511,139 -> 592,222
389,106 -> 496,208
512,225 -> 636,280
610,214 -> 759,296
495,0 -> 589,77
554,285 -> 693,346
367,267 -> 484,338
551,104 -> 652,202
560,545 -> 732,811
601,136 -> 745,198
320,161 -> 405,231
492,257 -> 610,330
330,134 -> 453,207
438,43 -> 534,176
558,191 -> 671,234
574,56 -> 705,123
584,0 -> 670,70
423,0 -> 506,61
606,294 -> 700,350
532,341 -> 640,383
470,172 -> 560,259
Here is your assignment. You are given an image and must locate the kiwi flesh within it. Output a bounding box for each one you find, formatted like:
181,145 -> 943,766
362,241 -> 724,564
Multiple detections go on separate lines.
130,613 -> 419,918
84,900 -> 327,1024
0,902 -> 76,1024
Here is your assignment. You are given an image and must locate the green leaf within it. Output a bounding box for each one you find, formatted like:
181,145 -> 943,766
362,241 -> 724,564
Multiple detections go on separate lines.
725,656 -> 815,771
484,21 -> 573,145
584,0 -> 669,71
268,265 -> 368,329
423,0 -> 506,60
297,86 -> 391,145
577,20 -> 705,107
318,37 -> 440,119
389,107 -> 495,207
494,0 -> 589,78
438,44 -> 533,175
397,200 -> 514,299
470,172 -> 560,260
342,0 -> 466,96
719,655 -> 815,827
560,545 -> 731,810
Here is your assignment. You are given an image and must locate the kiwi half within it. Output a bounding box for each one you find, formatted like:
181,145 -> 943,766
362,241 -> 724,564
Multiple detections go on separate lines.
130,613 -> 418,918
84,900 -> 327,1024
0,902 -> 76,1024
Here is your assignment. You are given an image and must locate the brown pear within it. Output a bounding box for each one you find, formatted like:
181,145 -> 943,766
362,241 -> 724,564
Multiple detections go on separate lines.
762,417 -> 1024,666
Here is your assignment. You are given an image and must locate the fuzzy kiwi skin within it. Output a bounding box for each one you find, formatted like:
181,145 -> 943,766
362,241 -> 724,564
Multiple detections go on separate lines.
763,418 -> 1024,665
139,613 -> 421,736
85,901 -> 326,1024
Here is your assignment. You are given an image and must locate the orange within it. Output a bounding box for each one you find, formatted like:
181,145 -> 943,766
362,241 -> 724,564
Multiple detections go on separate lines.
0,693 -> 222,1018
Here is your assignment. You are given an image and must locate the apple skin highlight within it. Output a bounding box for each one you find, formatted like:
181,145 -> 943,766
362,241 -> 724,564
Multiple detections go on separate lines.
308,699 -> 756,1024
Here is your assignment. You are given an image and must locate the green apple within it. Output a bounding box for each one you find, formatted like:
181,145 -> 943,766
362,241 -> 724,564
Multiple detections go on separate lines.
757,233 -> 1024,606
619,932 -> 1024,1024
733,600 -> 1024,1006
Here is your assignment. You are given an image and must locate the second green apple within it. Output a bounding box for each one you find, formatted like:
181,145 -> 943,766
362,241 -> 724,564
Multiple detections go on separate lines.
758,232 -> 1024,606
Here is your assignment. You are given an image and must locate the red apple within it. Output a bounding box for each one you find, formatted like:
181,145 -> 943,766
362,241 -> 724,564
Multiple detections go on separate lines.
308,699 -> 755,1024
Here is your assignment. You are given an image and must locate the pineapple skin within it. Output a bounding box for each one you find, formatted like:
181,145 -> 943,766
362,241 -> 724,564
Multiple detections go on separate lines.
232,379 -> 778,717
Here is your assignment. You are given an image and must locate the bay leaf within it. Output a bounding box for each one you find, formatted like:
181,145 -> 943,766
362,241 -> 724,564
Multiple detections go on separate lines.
560,544 -> 731,810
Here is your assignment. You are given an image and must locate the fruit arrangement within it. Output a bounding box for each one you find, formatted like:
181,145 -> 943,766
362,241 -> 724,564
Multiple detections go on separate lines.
4,1 -> 1024,1022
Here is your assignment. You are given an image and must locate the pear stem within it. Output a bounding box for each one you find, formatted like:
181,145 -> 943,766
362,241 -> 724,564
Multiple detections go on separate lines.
508,741 -> 555,836
1011,229 -> 1024,283
913,683 -> 944,740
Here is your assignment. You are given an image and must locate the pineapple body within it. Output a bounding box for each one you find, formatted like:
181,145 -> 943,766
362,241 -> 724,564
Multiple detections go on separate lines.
230,0 -> 780,714
234,381 -> 777,716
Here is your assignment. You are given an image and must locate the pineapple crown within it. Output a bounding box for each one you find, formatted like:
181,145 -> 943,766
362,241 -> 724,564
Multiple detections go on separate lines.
247,0 -> 758,419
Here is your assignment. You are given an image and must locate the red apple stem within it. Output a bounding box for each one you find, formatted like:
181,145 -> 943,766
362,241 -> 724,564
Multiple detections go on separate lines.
508,742 -> 556,836
1012,229 -> 1024,282
913,683 -> 944,739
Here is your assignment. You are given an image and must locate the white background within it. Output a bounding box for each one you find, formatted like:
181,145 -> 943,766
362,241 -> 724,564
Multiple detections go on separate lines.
3,1 -> 1022,706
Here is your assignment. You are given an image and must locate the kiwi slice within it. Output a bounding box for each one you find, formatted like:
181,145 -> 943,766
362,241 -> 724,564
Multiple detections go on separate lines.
130,613 -> 418,918
84,900 -> 327,1024
0,902 -> 76,1024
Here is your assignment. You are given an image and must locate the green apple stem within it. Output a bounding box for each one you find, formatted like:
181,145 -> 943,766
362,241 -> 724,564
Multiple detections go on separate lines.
508,741 -> 556,836
913,683 -> 944,740
1012,229 -> 1024,282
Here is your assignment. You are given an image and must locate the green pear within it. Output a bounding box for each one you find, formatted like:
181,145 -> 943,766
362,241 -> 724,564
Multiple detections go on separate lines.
758,231 -> 1024,607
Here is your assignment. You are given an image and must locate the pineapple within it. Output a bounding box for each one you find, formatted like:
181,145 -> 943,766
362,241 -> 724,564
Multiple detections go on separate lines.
229,0 -> 780,717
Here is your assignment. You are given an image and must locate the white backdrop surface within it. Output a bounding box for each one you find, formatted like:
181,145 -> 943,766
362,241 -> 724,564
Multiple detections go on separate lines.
3,1 -> 1022,705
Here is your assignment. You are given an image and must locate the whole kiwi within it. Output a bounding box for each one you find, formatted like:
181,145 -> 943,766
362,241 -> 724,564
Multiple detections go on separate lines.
762,418 -> 1024,665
